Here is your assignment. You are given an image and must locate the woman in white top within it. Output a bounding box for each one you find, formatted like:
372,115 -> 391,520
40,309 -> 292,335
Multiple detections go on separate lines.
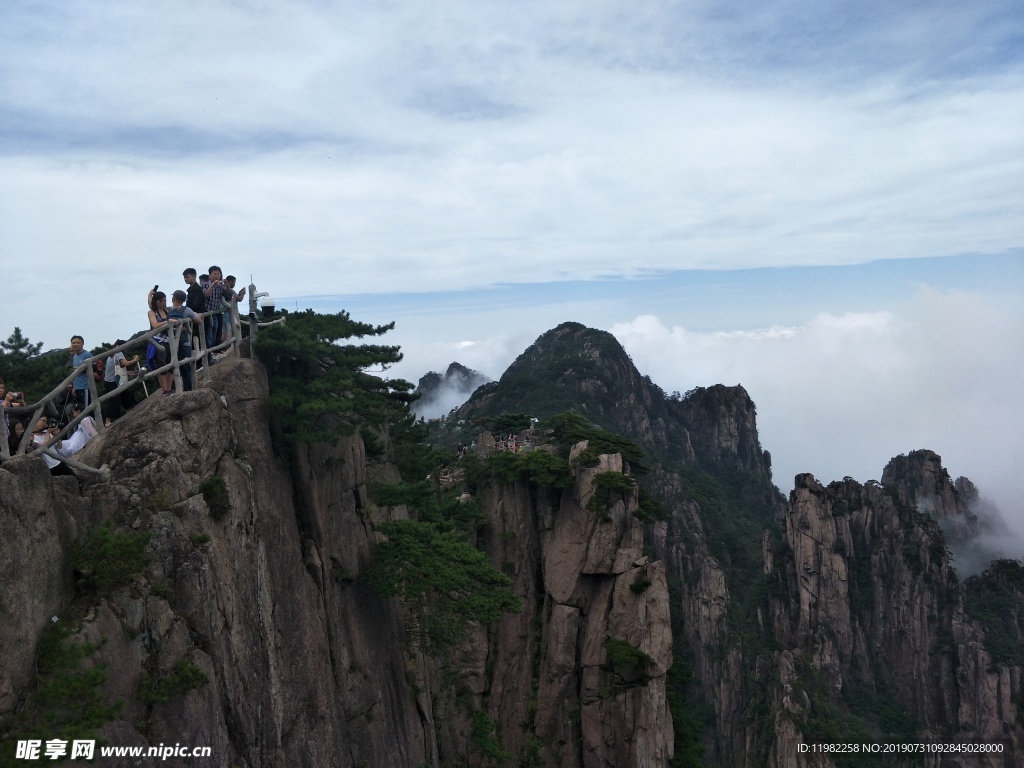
29,417 -> 74,476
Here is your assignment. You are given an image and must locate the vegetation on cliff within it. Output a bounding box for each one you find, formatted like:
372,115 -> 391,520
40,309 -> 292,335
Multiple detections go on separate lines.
253,309 -> 416,443
964,560 -> 1024,668
365,520 -> 522,654
1,522 -> 153,764
0,625 -> 121,768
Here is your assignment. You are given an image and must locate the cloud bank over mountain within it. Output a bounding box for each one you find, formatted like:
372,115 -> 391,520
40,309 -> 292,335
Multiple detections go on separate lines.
609,288 -> 1024,535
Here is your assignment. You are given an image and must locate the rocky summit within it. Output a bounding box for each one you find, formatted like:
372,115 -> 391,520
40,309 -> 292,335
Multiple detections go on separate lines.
411,362 -> 491,420
2,324 -> 1022,768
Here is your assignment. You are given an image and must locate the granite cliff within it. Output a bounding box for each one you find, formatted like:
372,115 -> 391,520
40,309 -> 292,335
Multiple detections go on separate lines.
1,355 -> 672,767
452,322 -> 1024,766
2,323 -> 1022,768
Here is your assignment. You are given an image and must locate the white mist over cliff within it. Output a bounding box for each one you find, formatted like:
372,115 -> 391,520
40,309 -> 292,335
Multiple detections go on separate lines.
611,287 -> 1024,541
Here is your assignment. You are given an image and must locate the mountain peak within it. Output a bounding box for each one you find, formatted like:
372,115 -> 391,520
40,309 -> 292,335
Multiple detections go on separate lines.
412,361 -> 491,419
456,321 -> 772,479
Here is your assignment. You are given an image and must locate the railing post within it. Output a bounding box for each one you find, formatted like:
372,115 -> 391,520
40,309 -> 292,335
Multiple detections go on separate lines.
231,301 -> 242,358
0,414 -> 9,459
170,323 -> 183,394
197,314 -> 210,384
17,404 -> 45,454
86,359 -> 104,435
247,282 -> 258,354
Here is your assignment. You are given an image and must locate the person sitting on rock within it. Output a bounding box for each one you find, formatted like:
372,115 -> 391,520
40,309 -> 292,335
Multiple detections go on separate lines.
29,416 -> 75,477
55,401 -> 99,458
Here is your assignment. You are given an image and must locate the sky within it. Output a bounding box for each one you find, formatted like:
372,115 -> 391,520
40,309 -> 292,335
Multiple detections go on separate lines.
1,2 -> 1022,539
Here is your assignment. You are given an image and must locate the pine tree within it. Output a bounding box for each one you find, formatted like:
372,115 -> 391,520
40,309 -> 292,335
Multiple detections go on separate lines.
252,309 -> 416,443
0,327 -> 43,364
0,328 -> 66,402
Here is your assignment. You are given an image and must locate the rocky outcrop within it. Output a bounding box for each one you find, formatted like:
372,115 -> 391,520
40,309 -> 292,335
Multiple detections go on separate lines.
2,359 -> 428,767
457,322 -> 772,482
1,355 -> 677,768
763,471 -> 1023,767
650,441 -> 1023,767
882,450 -> 978,539
412,362 -> 492,420
672,385 -> 772,479
0,458 -> 79,712
452,443 -> 674,767
5,322 -> 1021,768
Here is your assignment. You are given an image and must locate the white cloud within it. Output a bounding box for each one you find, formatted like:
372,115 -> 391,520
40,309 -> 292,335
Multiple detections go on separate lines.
611,288 -> 1024,540
1,2 -> 1022,334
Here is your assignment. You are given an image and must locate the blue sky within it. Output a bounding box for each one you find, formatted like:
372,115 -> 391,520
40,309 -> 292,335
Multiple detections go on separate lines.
1,1 -> 1022,538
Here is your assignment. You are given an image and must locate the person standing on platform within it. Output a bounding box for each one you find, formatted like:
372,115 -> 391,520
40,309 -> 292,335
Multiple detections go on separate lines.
201,266 -> 228,353
168,290 -> 200,392
102,341 -> 138,425
69,335 -> 90,410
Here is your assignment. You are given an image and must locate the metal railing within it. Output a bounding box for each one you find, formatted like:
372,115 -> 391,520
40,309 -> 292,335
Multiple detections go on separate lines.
1,283 -> 284,466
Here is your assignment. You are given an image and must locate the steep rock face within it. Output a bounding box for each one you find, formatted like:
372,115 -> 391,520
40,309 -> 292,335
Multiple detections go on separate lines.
2,354 -> 678,768
468,445 -> 674,768
882,450 -> 978,539
672,385 -> 771,479
650,482 -> 769,768
645,436 -> 1024,766
450,322 -> 1023,766
0,459 -> 79,712
764,472 -> 1023,767
2,359 -> 428,767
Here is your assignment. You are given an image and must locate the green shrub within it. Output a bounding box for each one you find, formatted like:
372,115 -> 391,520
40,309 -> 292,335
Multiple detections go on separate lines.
604,638 -> 654,685
142,657 -> 208,705
544,412 -> 648,474
0,624 -> 121,764
71,520 -> 150,596
365,520 -> 521,655
586,471 -> 636,513
470,710 -> 512,765
636,487 -> 667,521
253,309 -> 414,444
199,475 -> 230,521
486,412 -> 532,435
359,424 -> 387,459
630,572 -> 653,593
485,450 -> 571,490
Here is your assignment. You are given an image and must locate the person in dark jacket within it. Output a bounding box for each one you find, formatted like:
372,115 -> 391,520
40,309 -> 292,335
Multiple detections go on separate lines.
183,268 -> 206,354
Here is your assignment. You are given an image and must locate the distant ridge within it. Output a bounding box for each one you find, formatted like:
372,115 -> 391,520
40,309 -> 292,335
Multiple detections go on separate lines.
411,361 -> 491,419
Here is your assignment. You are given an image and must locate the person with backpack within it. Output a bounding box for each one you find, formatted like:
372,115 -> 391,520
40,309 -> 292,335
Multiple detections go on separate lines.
168,290 -> 201,392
